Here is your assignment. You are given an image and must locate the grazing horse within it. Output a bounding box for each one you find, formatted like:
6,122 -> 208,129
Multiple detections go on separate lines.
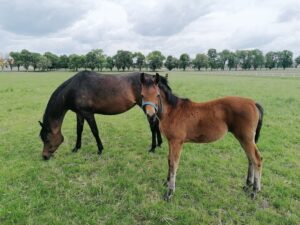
140,73 -> 264,200
39,71 -> 162,160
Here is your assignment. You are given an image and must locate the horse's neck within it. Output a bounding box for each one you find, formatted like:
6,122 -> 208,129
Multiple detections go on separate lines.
43,94 -> 67,134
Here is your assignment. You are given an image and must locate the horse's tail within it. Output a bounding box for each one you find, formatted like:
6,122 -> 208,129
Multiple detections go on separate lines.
255,103 -> 264,143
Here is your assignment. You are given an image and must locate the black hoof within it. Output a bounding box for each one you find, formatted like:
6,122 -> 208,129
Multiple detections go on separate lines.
72,147 -> 79,152
163,189 -> 174,201
243,184 -> 252,192
149,149 -> 155,153
250,192 -> 257,199
98,150 -> 103,155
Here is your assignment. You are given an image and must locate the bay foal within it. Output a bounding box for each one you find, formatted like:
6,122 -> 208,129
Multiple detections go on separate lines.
140,73 -> 264,200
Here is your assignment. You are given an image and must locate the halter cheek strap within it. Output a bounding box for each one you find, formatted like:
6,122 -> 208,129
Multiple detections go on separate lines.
142,101 -> 158,112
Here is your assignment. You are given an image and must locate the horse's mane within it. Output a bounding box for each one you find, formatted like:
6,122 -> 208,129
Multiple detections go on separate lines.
158,75 -> 189,107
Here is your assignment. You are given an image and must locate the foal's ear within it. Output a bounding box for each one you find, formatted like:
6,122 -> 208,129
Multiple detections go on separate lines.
39,121 -> 43,128
140,72 -> 145,84
155,73 -> 160,84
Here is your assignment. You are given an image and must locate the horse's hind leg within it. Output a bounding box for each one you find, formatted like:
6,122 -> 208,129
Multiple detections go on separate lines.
83,112 -> 104,155
72,113 -> 84,152
243,157 -> 254,191
240,140 -> 263,198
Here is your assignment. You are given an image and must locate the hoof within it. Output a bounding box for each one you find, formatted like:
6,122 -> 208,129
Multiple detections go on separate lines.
149,149 -> 155,153
72,147 -> 79,152
163,189 -> 174,201
243,184 -> 252,192
98,150 -> 103,155
250,192 -> 257,199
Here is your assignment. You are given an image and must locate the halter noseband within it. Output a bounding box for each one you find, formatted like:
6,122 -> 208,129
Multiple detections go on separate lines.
141,94 -> 163,117
142,101 -> 159,112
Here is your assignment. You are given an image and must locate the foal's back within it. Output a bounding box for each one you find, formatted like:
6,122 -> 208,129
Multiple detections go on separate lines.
176,96 -> 259,143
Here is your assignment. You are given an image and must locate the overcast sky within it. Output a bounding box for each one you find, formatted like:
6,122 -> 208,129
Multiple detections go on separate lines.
1,0 -> 300,57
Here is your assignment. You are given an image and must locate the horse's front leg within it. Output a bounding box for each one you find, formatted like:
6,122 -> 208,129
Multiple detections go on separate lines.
148,121 -> 157,152
155,120 -> 162,147
72,113 -> 84,152
164,140 -> 183,201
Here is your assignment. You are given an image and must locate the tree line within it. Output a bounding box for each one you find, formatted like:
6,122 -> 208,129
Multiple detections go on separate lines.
1,48 -> 300,72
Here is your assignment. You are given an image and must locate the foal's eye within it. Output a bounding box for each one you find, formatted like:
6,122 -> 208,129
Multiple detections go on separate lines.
141,95 -> 144,98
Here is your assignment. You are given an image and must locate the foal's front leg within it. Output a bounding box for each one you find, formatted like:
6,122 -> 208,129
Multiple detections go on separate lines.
164,140 -> 183,201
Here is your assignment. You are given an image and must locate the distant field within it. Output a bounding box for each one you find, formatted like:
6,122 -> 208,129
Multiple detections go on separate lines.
0,71 -> 299,224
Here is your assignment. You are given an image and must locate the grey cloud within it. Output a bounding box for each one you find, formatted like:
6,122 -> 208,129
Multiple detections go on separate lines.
277,8 -> 300,23
0,0 -> 89,36
232,34 -> 277,50
125,0 -> 214,36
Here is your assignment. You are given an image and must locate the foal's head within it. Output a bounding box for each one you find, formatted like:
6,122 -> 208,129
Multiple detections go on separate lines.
39,121 -> 64,160
140,72 -> 161,122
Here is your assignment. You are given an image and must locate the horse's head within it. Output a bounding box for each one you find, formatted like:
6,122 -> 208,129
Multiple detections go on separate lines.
140,72 -> 161,122
39,121 -> 64,160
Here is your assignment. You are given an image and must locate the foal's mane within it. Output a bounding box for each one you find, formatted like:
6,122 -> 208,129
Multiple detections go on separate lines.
158,75 -> 189,107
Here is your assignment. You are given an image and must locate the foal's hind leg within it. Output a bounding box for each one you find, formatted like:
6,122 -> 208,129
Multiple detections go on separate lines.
243,157 -> 254,191
72,113 -> 84,152
82,112 -> 104,155
241,141 -> 263,198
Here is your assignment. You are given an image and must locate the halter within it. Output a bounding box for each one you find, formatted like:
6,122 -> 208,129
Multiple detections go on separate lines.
142,94 -> 163,119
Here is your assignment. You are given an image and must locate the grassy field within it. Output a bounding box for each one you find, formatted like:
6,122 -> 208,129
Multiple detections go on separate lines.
0,71 -> 299,225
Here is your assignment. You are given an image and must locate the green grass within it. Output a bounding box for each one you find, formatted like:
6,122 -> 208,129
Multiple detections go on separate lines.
0,71 -> 299,225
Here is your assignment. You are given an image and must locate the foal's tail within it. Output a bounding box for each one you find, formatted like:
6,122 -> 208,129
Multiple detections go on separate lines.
255,103 -> 264,143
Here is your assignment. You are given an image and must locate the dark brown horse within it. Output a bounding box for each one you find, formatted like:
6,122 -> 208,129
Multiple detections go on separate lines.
140,73 -> 264,200
39,71 -> 162,160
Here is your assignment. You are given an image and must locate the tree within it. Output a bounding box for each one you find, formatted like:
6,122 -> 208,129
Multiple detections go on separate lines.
59,55 -> 69,70
192,53 -> 209,71
265,51 -> 276,70
218,49 -> 230,70
207,48 -> 218,70
236,50 -> 252,70
20,49 -> 32,71
9,52 -> 22,71
0,55 -> 6,71
133,52 -> 145,71
93,49 -> 106,71
278,50 -> 293,69
146,51 -> 165,71
227,52 -> 238,70
7,57 -> 14,71
37,56 -> 51,71
164,55 -> 179,71
105,56 -> 114,71
295,55 -> 300,68
113,50 -> 133,71
69,54 -> 82,71
31,52 -> 41,71
44,52 -> 59,70
251,49 -> 264,70
86,50 -> 98,70
179,53 -> 190,71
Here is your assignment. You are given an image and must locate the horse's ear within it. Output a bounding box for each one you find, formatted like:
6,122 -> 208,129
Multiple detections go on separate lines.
39,121 -> 43,128
165,73 -> 168,80
140,72 -> 145,84
155,73 -> 160,84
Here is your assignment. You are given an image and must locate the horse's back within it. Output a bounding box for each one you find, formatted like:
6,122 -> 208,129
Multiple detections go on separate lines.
65,71 -> 140,114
